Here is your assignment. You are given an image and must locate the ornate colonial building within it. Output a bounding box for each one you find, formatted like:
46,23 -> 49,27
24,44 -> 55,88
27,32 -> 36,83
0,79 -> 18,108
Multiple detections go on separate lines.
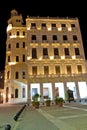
4,9 -> 87,103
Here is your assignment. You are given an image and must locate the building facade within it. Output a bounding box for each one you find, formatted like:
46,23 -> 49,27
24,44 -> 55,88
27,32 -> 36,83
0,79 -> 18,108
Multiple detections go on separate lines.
4,9 -> 87,103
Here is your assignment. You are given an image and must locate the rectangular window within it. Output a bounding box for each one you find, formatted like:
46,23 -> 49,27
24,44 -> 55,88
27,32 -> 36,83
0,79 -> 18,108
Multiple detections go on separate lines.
32,66 -> 37,75
23,42 -> 25,48
73,35 -> 78,41
42,23 -> 46,28
42,35 -> 47,40
51,23 -> 56,27
55,66 -> 60,74
54,48 -> 59,55
54,48 -> 59,58
61,24 -> 66,27
44,66 -> 49,75
75,48 -> 80,55
43,88 -> 49,99
17,31 -> 19,36
15,72 -> 19,79
8,56 -> 10,62
16,56 -> 19,62
63,35 -> 68,41
32,48 -> 37,58
22,71 -> 25,79
71,24 -> 75,28
32,88 -> 37,97
23,31 -> 25,36
64,48 -> 69,56
77,65 -> 82,73
31,35 -> 36,40
67,65 -> 71,74
31,23 -> 36,29
43,48 -> 48,58
22,54 -> 25,62
53,35 -> 57,41
16,43 -> 19,48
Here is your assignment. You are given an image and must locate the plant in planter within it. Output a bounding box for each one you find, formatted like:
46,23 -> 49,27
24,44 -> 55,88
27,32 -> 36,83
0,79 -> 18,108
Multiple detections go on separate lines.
55,97 -> 64,107
45,97 -> 51,107
32,93 -> 41,109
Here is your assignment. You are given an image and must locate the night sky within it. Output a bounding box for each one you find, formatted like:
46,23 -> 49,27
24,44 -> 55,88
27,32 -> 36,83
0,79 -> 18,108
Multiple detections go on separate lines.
0,1 -> 87,70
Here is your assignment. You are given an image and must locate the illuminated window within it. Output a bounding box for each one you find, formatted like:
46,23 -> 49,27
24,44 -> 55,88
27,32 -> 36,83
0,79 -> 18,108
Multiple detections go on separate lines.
43,88 -> 49,99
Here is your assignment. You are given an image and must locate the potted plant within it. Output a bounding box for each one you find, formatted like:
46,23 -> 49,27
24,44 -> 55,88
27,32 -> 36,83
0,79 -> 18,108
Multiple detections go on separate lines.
32,93 -> 41,109
55,97 -> 64,107
45,97 -> 51,107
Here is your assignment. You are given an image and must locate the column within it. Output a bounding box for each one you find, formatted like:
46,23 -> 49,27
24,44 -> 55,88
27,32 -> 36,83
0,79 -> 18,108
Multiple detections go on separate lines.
27,80 -> 31,103
40,82 -> 44,102
52,81 -> 55,100
75,81 -> 80,99
63,81 -> 67,100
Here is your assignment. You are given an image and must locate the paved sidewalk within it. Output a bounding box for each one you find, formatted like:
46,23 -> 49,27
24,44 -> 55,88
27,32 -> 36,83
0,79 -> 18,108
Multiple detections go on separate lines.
13,106 -> 59,130
12,102 -> 87,130
1,102 -> 87,130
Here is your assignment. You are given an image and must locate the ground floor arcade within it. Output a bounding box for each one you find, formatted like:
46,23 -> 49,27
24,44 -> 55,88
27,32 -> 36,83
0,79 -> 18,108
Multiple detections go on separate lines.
4,80 -> 87,104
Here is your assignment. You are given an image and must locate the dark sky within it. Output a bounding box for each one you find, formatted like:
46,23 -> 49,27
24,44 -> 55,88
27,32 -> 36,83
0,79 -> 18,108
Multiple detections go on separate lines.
0,1 -> 87,70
